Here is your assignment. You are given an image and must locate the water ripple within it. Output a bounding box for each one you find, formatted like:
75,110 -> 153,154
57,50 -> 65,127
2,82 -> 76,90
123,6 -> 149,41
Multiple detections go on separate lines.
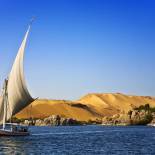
0,125 -> 155,154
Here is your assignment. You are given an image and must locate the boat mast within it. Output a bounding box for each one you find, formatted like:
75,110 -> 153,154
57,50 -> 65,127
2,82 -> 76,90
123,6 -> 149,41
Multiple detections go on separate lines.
2,79 -> 8,129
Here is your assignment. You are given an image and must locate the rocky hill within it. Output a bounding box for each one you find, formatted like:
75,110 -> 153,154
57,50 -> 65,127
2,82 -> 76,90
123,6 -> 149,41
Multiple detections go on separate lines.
15,93 -> 155,122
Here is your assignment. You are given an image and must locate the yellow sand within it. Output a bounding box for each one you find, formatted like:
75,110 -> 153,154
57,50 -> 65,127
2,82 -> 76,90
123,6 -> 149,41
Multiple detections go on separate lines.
15,93 -> 155,121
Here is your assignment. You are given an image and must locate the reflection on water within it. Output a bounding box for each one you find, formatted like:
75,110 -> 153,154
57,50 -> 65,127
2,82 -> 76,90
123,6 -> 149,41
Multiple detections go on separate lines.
0,125 -> 155,154
0,137 -> 27,154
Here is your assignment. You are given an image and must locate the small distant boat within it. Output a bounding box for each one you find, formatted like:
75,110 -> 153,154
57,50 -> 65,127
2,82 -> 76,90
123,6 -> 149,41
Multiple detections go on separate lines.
0,22 -> 34,136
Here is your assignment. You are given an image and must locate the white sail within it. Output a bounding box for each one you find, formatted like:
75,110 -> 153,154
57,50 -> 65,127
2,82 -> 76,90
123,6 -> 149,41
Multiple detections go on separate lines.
0,26 -> 34,124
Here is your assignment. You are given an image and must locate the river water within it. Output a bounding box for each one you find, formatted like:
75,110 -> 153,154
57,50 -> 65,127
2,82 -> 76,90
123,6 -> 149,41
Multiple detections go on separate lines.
0,125 -> 155,154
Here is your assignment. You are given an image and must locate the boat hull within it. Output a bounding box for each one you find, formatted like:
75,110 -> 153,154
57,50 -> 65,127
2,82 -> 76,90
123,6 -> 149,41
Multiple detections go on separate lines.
0,129 -> 30,136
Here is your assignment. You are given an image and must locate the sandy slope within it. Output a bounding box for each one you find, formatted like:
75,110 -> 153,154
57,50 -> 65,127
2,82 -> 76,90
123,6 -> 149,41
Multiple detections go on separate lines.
78,93 -> 155,116
15,99 -> 99,121
15,93 -> 155,121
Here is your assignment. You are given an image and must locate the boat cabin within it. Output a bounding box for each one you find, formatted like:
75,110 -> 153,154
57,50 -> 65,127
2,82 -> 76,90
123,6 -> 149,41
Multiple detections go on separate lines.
0,123 -> 30,136
4,123 -> 28,132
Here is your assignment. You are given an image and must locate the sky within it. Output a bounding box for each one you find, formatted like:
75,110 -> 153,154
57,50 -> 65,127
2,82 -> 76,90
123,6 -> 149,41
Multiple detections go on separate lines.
0,0 -> 155,100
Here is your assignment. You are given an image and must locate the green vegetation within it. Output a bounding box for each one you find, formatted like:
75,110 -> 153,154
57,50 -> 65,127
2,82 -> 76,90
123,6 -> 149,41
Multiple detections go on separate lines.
134,104 -> 150,112
132,103 -> 154,125
136,113 -> 153,125
134,103 -> 155,113
128,110 -> 132,119
7,117 -> 25,123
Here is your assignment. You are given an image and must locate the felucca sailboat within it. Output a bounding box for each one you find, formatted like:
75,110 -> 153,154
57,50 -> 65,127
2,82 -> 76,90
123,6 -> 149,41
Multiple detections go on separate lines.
0,23 -> 34,136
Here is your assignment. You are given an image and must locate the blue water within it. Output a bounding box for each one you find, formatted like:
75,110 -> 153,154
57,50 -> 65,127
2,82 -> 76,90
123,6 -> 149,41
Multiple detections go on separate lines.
0,125 -> 155,154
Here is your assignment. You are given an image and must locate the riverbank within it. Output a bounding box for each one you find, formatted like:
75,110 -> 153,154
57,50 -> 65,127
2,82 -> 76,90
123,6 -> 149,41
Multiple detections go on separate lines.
12,104 -> 155,127
15,93 -> 155,123
13,103 -> 155,126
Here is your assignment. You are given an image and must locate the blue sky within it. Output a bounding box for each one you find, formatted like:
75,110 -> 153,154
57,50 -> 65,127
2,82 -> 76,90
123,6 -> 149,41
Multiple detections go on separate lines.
0,0 -> 155,100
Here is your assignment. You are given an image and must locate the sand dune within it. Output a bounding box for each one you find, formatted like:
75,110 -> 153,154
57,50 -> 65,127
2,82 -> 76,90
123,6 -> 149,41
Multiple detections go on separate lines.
15,99 -> 99,121
15,93 -> 155,121
78,93 -> 155,116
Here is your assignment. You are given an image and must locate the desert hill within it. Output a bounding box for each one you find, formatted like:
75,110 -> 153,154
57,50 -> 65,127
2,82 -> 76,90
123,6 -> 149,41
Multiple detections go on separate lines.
15,99 -> 99,121
15,93 -> 155,121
